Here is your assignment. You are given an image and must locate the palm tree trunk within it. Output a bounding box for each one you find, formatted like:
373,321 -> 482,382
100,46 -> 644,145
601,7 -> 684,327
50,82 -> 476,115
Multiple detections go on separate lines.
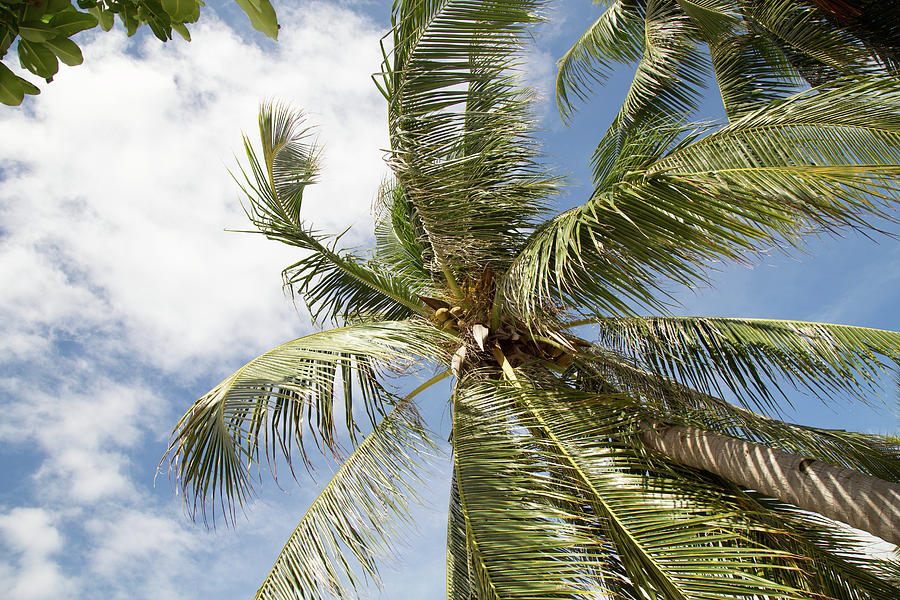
640,423 -> 900,547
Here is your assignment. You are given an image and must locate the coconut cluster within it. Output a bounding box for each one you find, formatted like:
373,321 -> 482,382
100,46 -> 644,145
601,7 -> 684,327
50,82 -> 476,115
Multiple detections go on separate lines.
433,305 -> 466,332
429,304 -> 575,373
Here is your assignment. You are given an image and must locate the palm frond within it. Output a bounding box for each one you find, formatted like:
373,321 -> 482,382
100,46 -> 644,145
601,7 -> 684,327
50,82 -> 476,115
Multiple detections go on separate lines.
164,321 -> 452,524
595,316 -> 900,409
461,372 -> 817,600
740,493 -> 900,600
452,379 -> 620,598
502,117 -> 702,319
373,178 -> 441,294
253,375 -> 445,600
612,0 -> 709,135
445,468 -> 475,600
283,239 -> 431,323
707,30 -> 801,119
492,355 -> 900,597
512,370 -> 900,596
743,0 -> 876,77
555,0 -> 645,122
237,101 -> 320,232
576,348 -> 900,482
233,102 -> 430,321
378,0 -> 556,276
501,117 -> 710,321
506,79 -> 900,319
670,0 -> 800,119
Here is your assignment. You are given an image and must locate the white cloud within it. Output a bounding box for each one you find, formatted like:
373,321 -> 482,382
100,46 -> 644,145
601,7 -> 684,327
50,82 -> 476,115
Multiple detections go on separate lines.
522,44 -> 559,122
0,5 -> 409,596
0,507 -> 64,556
0,240 -> 109,363
0,375 -> 161,503
0,2 -> 389,378
0,507 -> 78,599
86,509 -> 201,579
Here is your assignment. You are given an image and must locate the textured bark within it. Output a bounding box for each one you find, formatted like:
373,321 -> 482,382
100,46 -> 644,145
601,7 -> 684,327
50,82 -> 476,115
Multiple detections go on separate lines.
640,424 -> 900,547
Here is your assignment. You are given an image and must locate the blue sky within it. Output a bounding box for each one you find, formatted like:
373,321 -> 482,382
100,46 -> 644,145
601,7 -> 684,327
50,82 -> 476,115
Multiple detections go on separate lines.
0,1 -> 898,598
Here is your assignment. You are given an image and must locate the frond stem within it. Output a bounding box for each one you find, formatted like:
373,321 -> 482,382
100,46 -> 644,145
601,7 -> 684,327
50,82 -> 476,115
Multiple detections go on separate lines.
560,317 -> 600,329
406,368 -> 453,401
442,266 -> 463,301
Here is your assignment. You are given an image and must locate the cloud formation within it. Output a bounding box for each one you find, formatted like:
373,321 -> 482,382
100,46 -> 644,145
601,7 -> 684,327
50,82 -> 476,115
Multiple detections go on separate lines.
0,3 -> 420,597
0,507 -> 76,599
1,2 -> 391,375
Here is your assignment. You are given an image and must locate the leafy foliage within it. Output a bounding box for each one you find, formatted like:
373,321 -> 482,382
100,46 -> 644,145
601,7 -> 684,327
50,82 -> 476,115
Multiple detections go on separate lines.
164,321 -> 452,524
254,391 -> 441,600
594,316 -> 900,409
556,0 -> 899,127
166,0 -> 900,597
505,79 -> 900,322
0,0 -> 278,105
376,0 -> 557,274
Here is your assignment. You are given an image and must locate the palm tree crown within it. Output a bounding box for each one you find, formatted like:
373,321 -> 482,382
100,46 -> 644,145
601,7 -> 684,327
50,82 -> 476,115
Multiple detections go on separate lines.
165,0 -> 900,598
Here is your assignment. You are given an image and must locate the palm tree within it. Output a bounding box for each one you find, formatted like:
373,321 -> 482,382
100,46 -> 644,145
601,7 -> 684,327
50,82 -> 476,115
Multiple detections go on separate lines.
555,0 -> 900,131
164,0 -> 900,597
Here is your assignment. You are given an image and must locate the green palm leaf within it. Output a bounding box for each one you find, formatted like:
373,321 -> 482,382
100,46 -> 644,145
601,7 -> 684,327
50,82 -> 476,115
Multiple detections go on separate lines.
741,494 -> 900,599
164,321 -> 451,523
453,379 -> 617,598
614,0 -> 709,134
379,0 -> 556,275
555,0 -> 645,121
670,0 -> 800,119
465,371 -> 815,600
235,101 -> 319,233
559,0 -> 892,124
505,79 -> 900,319
445,468 -> 475,600
234,102 -> 430,321
743,0 -> 874,76
373,179 -> 441,294
595,316 -> 900,408
282,241 -> 431,323
253,373 -> 446,600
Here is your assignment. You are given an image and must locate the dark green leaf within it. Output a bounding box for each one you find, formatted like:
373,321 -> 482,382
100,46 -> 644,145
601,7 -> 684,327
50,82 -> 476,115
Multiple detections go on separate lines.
1,26 -> 14,55
44,35 -> 83,66
171,21 -> 189,41
161,0 -> 195,21
0,61 -> 39,106
18,39 -> 58,79
120,2 -> 140,36
49,9 -> 99,37
89,6 -> 114,31
17,21 -> 60,43
44,0 -> 71,15
138,0 -> 173,42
